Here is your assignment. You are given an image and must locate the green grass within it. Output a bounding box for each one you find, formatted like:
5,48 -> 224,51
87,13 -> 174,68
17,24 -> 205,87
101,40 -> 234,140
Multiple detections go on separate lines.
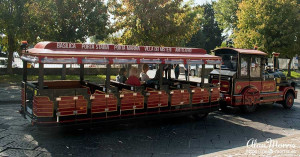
0,74 -> 116,84
283,71 -> 300,79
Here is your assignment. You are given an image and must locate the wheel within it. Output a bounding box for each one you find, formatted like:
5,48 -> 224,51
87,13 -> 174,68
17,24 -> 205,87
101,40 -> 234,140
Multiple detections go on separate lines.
282,92 -> 294,109
193,113 -> 208,120
240,104 -> 257,113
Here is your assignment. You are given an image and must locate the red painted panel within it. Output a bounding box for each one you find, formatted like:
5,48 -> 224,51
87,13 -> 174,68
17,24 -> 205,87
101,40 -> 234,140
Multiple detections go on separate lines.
261,80 -> 276,92
191,88 -> 209,104
250,81 -> 261,91
234,81 -> 249,94
36,108 -> 53,113
120,91 -> 144,111
171,89 -> 189,106
33,96 -> 54,117
59,111 -> 74,116
212,80 -> 229,92
211,87 -> 220,102
91,93 -> 117,113
33,103 -> 53,109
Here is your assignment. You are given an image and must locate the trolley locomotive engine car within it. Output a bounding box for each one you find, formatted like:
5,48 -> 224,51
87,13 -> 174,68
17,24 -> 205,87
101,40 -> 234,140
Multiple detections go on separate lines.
20,41 -> 222,126
210,48 -> 297,113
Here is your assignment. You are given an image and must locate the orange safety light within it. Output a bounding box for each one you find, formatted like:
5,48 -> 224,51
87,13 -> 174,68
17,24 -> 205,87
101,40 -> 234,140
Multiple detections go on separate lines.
21,41 -> 28,45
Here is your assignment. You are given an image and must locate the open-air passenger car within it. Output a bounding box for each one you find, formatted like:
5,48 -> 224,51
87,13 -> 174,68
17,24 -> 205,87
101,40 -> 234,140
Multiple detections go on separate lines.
210,48 -> 297,112
20,42 -> 222,126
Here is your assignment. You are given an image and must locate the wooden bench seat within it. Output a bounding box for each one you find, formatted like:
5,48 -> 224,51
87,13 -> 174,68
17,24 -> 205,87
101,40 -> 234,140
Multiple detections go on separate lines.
33,96 -> 53,117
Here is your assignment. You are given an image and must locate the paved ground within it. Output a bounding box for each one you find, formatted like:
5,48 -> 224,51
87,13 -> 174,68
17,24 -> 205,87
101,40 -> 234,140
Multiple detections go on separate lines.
0,82 -> 299,157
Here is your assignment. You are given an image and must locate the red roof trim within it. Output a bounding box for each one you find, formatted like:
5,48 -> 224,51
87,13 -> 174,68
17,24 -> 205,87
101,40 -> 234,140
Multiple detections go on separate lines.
24,42 -> 221,63
216,48 -> 268,56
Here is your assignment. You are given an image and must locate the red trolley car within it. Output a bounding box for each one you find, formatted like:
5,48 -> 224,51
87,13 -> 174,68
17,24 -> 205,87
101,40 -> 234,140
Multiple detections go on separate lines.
20,42 -> 222,126
210,48 -> 297,112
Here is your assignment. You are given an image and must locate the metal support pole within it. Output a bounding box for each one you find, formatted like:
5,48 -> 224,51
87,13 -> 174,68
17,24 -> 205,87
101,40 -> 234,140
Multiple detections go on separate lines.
23,61 -> 27,82
127,64 -> 131,78
80,64 -> 84,81
219,64 -> 222,86
38,63 -> 44,90
105,64 -> 111,91
61,64 -> 66,80
168,66 -> 171,80
201,64 -> 205,87
196,64 -> 199,77
159,64 -> 163,89
187,65 -> 190,81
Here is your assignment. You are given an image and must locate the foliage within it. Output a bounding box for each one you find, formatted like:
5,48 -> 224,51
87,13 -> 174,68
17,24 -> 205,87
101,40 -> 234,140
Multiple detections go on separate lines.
283,71 -> 300,79
28,0 -> 109,42
0,0 -> 30,73
213,0 -> 241,32
108,0 -> 203,46
234,0 -> 300,58
0,0 -> 109,74
186,3 -> 224,53
234,0 -> 300,77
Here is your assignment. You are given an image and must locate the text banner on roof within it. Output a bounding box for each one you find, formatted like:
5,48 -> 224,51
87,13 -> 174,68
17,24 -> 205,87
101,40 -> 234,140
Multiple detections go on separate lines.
22,42 -> 222,64
40,42 -> 207,54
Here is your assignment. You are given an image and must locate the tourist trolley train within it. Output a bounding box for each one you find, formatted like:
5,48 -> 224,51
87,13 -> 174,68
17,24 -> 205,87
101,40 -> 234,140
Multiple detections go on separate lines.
20,42 -> 222,126
210,48 -> 297,112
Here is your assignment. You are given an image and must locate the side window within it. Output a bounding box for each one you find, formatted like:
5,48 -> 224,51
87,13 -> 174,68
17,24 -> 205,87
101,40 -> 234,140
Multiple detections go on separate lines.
250,57 -> 261,78
240,57 -> 248,77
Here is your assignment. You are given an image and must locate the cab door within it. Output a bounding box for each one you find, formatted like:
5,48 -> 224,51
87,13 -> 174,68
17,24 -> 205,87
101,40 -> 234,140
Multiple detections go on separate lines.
234,55 -> 250,95
235,55 -> 261,105
249,57 -> 262,91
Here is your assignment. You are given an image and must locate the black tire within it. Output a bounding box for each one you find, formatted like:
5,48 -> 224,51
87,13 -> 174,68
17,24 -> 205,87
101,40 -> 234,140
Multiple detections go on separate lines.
240,104 -> 257,113
282,92 -> 294,109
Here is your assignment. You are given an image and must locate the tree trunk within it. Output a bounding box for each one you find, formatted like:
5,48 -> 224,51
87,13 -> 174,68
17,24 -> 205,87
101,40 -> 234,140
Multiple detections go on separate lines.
287,58 -> 292,77
7,35 -> 15,75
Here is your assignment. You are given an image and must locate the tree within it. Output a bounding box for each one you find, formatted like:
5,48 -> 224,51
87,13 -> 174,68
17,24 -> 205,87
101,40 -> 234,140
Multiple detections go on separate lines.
0,0 -> 109,74
108,0 -> 203,47
213,0 -> 242,32
186,3 -> 224,53
234,0 -> 300,76
28,0 -> 109,42
0,0 -> 30,74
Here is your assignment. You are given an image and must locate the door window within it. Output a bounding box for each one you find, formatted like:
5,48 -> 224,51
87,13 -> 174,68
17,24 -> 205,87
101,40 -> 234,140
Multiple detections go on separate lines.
240,57 -> 248,77
250,57 -> 261,78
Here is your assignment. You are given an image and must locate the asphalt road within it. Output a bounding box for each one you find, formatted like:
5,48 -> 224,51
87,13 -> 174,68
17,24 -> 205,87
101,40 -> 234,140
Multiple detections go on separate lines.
0,84 -> 299,157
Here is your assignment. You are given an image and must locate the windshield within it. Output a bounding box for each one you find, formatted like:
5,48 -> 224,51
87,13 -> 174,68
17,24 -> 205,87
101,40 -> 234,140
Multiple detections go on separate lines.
215,50 -> 238,71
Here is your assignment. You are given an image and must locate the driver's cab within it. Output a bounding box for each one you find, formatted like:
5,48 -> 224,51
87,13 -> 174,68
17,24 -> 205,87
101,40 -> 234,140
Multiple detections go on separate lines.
210,48 -> 277,97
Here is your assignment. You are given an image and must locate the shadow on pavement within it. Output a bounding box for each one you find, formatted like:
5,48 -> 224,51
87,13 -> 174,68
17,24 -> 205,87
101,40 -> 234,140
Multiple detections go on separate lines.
21,110 -> 286,157
0,86 -> 299,156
